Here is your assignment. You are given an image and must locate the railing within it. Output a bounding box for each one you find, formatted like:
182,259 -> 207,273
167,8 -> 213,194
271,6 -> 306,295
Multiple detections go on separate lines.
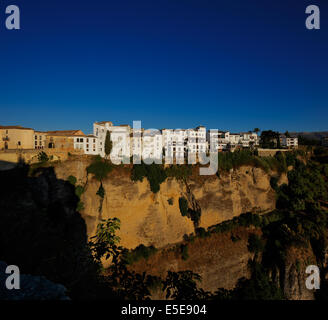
2,137 -> 10,141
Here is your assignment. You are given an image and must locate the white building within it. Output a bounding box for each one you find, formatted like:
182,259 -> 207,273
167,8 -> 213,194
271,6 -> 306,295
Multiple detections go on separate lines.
239,132 -> 259,147
162,128 -> 186,163
141,129 -> 163,161
280,135 -> 298,148
93,121 -> 131,161
207,130 -> 259,152
73,134 -> 99,155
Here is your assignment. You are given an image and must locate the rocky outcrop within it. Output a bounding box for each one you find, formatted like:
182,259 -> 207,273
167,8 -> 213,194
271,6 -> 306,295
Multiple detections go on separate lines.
54,159 -> 276,249
129,227 -> 257,296
281,246 -> 317,300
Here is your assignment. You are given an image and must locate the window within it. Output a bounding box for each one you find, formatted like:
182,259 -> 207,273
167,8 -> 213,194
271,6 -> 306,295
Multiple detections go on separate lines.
18,141 -> 21,146
35,136 -> 37,140
80,138 -> 84,142
35,141 -> 37,146
87,139 -> 89,143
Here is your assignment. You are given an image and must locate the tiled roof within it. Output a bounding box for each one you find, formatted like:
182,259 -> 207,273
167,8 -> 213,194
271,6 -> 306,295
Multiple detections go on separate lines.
45,130 -> 85,136
0,125 -> 34,130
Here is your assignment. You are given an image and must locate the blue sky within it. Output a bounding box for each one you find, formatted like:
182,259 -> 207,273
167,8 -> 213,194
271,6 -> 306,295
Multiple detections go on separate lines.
0,0 -> 327,134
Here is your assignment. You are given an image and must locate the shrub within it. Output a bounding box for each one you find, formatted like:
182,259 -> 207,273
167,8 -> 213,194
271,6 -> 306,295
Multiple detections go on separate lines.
180,244 -> 189,261
270,176 -> 279,191
131,163 -> 167,193
195,227 -> 207,238
87,158 -> 113,181
75,185 -> 84,198
77,201 -> 85,212
165,165 -> 192,180
38,151 -> 49,163
179,197 -> 189,217
248,233 -> 265,254
123,244 -> 157,265
67,175 -> 77,186
96,183 -> 105,198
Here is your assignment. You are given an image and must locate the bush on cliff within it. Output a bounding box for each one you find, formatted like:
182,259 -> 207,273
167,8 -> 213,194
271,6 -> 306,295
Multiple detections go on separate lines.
179,197 -> 189,217
131,162 -> 167,193
87,157 -> 113,181
122,244 -> 158,265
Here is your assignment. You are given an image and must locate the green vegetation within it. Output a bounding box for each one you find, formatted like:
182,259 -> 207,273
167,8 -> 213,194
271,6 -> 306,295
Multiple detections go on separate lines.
209,212 -> 262,234
165,165 -> 192,180
260,130 -> 280,149
104,130 -> 113,159
180,244 -> 189,261
87,157 -> 113,181
89,218 -> 122,262
195,227 -> 209,238
247,233 -> 265,254
67,175 -> 77,186
38,151 -> 49,163
122,244 -> 158,265
96,183 -> 105,199
215,261 -> 284,300
131,162 -> 167,193
179,196 -> 189,217
75,185 -> 84,198
215,149 -> 282,175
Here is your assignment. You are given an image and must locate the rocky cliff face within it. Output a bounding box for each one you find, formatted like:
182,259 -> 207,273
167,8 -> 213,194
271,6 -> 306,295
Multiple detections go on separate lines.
128,227 -> 257,296
54,158 -> 276,249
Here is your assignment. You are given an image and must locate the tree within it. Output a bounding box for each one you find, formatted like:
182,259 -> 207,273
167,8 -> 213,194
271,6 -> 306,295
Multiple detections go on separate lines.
162,271 -> 211,300
89,218 -> 122,262
254,128 -> 260,134
285,131 -> 290,138
104,130 -> 113,159
260,130 -> 280,149
179,197 -> 189,217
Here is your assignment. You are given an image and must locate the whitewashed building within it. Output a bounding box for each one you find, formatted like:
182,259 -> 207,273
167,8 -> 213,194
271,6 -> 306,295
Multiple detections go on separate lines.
279,135 -> 298,148
73,134 -> 99,155
93,121 -> 131,161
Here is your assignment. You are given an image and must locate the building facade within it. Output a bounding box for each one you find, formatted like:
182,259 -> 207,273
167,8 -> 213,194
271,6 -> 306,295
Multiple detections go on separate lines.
0,126 -> 35,150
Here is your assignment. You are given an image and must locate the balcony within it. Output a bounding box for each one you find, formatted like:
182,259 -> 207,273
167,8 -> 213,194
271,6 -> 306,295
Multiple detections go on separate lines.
2,136 -> 10,141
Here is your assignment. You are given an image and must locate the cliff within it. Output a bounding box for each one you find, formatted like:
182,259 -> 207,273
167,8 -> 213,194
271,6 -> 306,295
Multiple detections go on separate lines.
54,158 -> 277,249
